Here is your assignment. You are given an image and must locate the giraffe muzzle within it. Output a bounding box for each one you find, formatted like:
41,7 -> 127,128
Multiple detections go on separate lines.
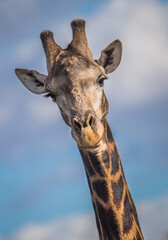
71,113 -> 104,148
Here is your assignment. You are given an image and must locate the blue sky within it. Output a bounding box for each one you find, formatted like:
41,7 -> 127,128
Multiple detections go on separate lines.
0,0 -> 168,239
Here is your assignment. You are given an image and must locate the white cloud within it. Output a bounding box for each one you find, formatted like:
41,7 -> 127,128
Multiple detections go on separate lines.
2,194 -> 168,240
87,0 -> 168,108
14,39 -> 40,64
0,0 -> 37,22
138,194 -> 168,240
11,214 -> 98,240
27,96 -> 60,126
0,103 -> 13,129
0,87 -> 20,130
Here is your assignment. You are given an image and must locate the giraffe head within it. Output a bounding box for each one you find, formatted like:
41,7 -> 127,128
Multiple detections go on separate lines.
15,19 -> 122,148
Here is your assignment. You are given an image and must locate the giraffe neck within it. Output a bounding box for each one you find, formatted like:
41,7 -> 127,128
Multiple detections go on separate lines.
79,119 -> 144,240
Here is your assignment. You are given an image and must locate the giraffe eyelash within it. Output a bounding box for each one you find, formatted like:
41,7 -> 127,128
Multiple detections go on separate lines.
44,92 -> 57,102
97,76 -> 108,87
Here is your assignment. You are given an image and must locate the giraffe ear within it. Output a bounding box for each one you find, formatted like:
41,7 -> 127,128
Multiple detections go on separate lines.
97,40 -> 122,74
15,68 -> 47,94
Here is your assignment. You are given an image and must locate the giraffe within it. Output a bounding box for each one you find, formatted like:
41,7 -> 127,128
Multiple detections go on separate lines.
15,19 -> 144,240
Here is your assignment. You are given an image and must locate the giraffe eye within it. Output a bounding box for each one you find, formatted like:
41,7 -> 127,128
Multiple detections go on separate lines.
97,76 -> 107,87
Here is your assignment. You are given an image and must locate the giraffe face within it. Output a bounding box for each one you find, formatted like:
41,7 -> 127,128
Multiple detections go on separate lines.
15,19 -> 122,148
44,52 -> 109,148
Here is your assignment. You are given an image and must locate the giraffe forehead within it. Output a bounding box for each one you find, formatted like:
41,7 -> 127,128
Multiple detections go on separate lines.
68,65 -> 104,87
56,53 -> 104,82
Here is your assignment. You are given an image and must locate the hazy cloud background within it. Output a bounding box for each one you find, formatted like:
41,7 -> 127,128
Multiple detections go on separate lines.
0,0 -> 168,239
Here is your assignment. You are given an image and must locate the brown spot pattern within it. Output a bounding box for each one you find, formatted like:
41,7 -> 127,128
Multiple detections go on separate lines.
112,176 -> 124,208
92,180 -> 109,203
96,201 -> 120,240
123,192 -> 133,234
111,145 -> 119,175
88,152 -> 105,176
102,150 -> 110,168
80,150 -> 95,176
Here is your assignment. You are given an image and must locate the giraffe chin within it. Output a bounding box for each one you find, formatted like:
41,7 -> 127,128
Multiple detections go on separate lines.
71,120 -> 104,149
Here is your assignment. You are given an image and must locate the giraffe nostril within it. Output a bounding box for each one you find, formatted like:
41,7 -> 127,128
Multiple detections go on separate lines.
88,114 -> 95,128
73,118 -> 82,132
